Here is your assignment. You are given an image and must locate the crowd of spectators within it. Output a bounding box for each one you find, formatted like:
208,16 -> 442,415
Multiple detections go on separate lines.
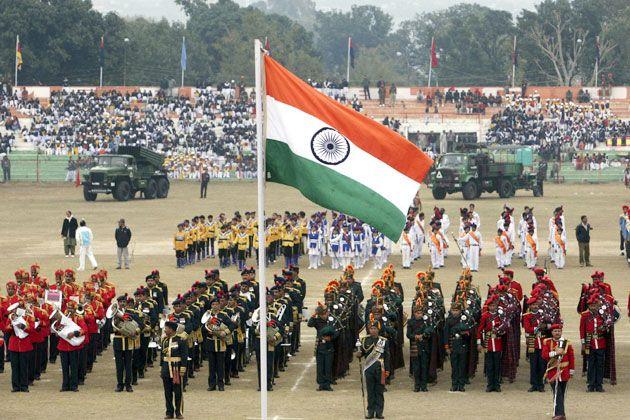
5,87 -> 256,179
485,96 -> 630,153
416,88 -> 503,114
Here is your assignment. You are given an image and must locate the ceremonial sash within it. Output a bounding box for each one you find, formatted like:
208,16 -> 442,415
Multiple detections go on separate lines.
438,231 -> 448,247
526,234 -> 537,257
469,231 -> 479,245
554,232 -> 566,254
362,337 -> 386,373
495,236 -> 506,253
430,234 -> 442,253
403,233 -> 411,247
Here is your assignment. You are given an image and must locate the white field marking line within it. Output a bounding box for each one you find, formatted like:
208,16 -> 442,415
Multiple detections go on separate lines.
290,356 -> 316,392
289,268 -> 376,393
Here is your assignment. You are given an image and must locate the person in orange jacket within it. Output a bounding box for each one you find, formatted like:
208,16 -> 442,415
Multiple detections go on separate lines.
5,298 -> 36,392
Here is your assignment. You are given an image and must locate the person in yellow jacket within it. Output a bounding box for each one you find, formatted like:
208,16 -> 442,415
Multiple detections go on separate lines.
197,216 -> 208,261
217,225 -> 231,268
282,224 -> 296,269
236,224 -> 250,270
206,214 -> 217,258
183,219 -> 195,265
173,223 -> 188,268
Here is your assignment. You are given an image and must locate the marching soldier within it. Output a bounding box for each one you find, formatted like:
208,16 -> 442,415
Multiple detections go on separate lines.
203,298 -> 230,391
161,320 -> 187,419
579,295 -> 607,392
522,297 -> 547,392
406,306 -> 433,392
542,323 -> 575,420
356,323 -> 390,419
308,305 -> 337,391
133,287 -> 157,381
477,295 -> 505,392
112,295 -> 141,392
255,316 -> 282,391
443,302 -> 472,392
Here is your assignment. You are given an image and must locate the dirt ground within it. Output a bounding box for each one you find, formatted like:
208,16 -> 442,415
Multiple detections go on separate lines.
0,181 -> 628,420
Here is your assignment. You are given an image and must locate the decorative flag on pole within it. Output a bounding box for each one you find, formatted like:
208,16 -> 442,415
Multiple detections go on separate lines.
263,55 -> 433,240
264,37 -> 271,55
99,36 -> 105,67
349,37 -> 355,68
16,39 -> 23,70
430,38 -> 439,68
180,37 -> 187,71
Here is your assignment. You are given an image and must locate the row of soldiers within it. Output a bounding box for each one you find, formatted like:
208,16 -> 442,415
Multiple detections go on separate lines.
152,266 -> 307,418
0,265 -> 119,392
173,211 -> 317,271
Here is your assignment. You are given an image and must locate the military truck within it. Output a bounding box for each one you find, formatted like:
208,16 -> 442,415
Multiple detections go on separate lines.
82,146 -> 169,201
428,145 -> 543,200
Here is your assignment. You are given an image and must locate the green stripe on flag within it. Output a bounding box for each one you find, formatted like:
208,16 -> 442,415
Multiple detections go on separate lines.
266,138 -> 406,240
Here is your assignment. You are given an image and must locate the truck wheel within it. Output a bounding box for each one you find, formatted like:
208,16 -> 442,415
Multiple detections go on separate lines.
432,187 -> 447,200
498,179 -> 513,198
145,179 -> 158,199
157,177 -> 169,198
115,180 -> 131,201
83,186 -> 97,202
462,182 -> 478,200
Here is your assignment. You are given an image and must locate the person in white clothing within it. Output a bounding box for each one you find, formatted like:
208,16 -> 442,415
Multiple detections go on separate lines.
400,227 -> 413,268
76,219 -> 98,271
329,227 -> 342,269
467,223 -> 482,271
500,221 -> 515,267
413,212 -> 425,260
494,229 -> 509,269
524,226 -> 538,269
371,230 -> 385,269
551,225 -> 567,268
469,203 -> 481,228
458,224 -> 471,268
429,224 -> 444,269
307,226 -> 321,269
440,209 -> 450,257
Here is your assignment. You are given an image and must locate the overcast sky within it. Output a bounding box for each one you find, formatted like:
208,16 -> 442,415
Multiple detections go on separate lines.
92,0 -> 541,23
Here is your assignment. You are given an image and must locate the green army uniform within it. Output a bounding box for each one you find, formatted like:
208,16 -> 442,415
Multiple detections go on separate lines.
443,312 -> 472,391
358,335 -> 390,419
307,316 -> 338,391
406,316 -> 434,392
160,334 -> 188,419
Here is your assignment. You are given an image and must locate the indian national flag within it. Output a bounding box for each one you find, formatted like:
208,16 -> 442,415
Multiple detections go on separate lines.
264,55 -> 433,240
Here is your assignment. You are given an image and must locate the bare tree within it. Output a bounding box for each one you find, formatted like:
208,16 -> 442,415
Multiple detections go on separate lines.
527,11 -> 588,86
587,33 -> 617,86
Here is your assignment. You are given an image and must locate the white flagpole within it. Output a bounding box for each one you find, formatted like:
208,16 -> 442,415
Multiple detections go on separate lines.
181,36 -> 185,88
594,36 -> 599,88
346,37 -> 351,82
99,67 -> 103,87
512,35 -> 516,89
14,35 -> 19,87
254,38 -> 268,420
427,37 -> 433,88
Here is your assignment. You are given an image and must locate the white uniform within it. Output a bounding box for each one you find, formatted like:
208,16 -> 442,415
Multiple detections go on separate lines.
429,232 -> 445,268
458,229 -> 470,268
467,229 -> 482,271
371,234 -> 385,269
470,211 -> 481,228
495,234 -> 509,268
440,215 -> 450,257
500,228 -> 515,266
76,225 -> 98,271
329,232 -> 342,269
551,229 -> 567,268
307,231 -> 321,269
400,232 -> 413,268
524,232 -> 538,268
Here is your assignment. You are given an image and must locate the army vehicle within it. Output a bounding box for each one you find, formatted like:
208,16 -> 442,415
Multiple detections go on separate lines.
82,146 -> 169,201
428,145 -> 543,200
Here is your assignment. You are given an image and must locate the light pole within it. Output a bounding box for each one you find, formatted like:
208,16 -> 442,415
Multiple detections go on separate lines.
123,38 -> 129,86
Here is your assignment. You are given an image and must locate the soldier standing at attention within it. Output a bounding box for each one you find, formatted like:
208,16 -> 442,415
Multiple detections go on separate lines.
444,302 -> 472,392
161,321 -> 187,419
173,224 -> 187,269
356,323 -> 390,419
308,305 -> 337,391
542,323 -> 575,420
406,306 -> 433,392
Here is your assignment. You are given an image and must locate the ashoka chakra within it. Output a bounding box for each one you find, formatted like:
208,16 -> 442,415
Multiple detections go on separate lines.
310,128 -> 350,165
